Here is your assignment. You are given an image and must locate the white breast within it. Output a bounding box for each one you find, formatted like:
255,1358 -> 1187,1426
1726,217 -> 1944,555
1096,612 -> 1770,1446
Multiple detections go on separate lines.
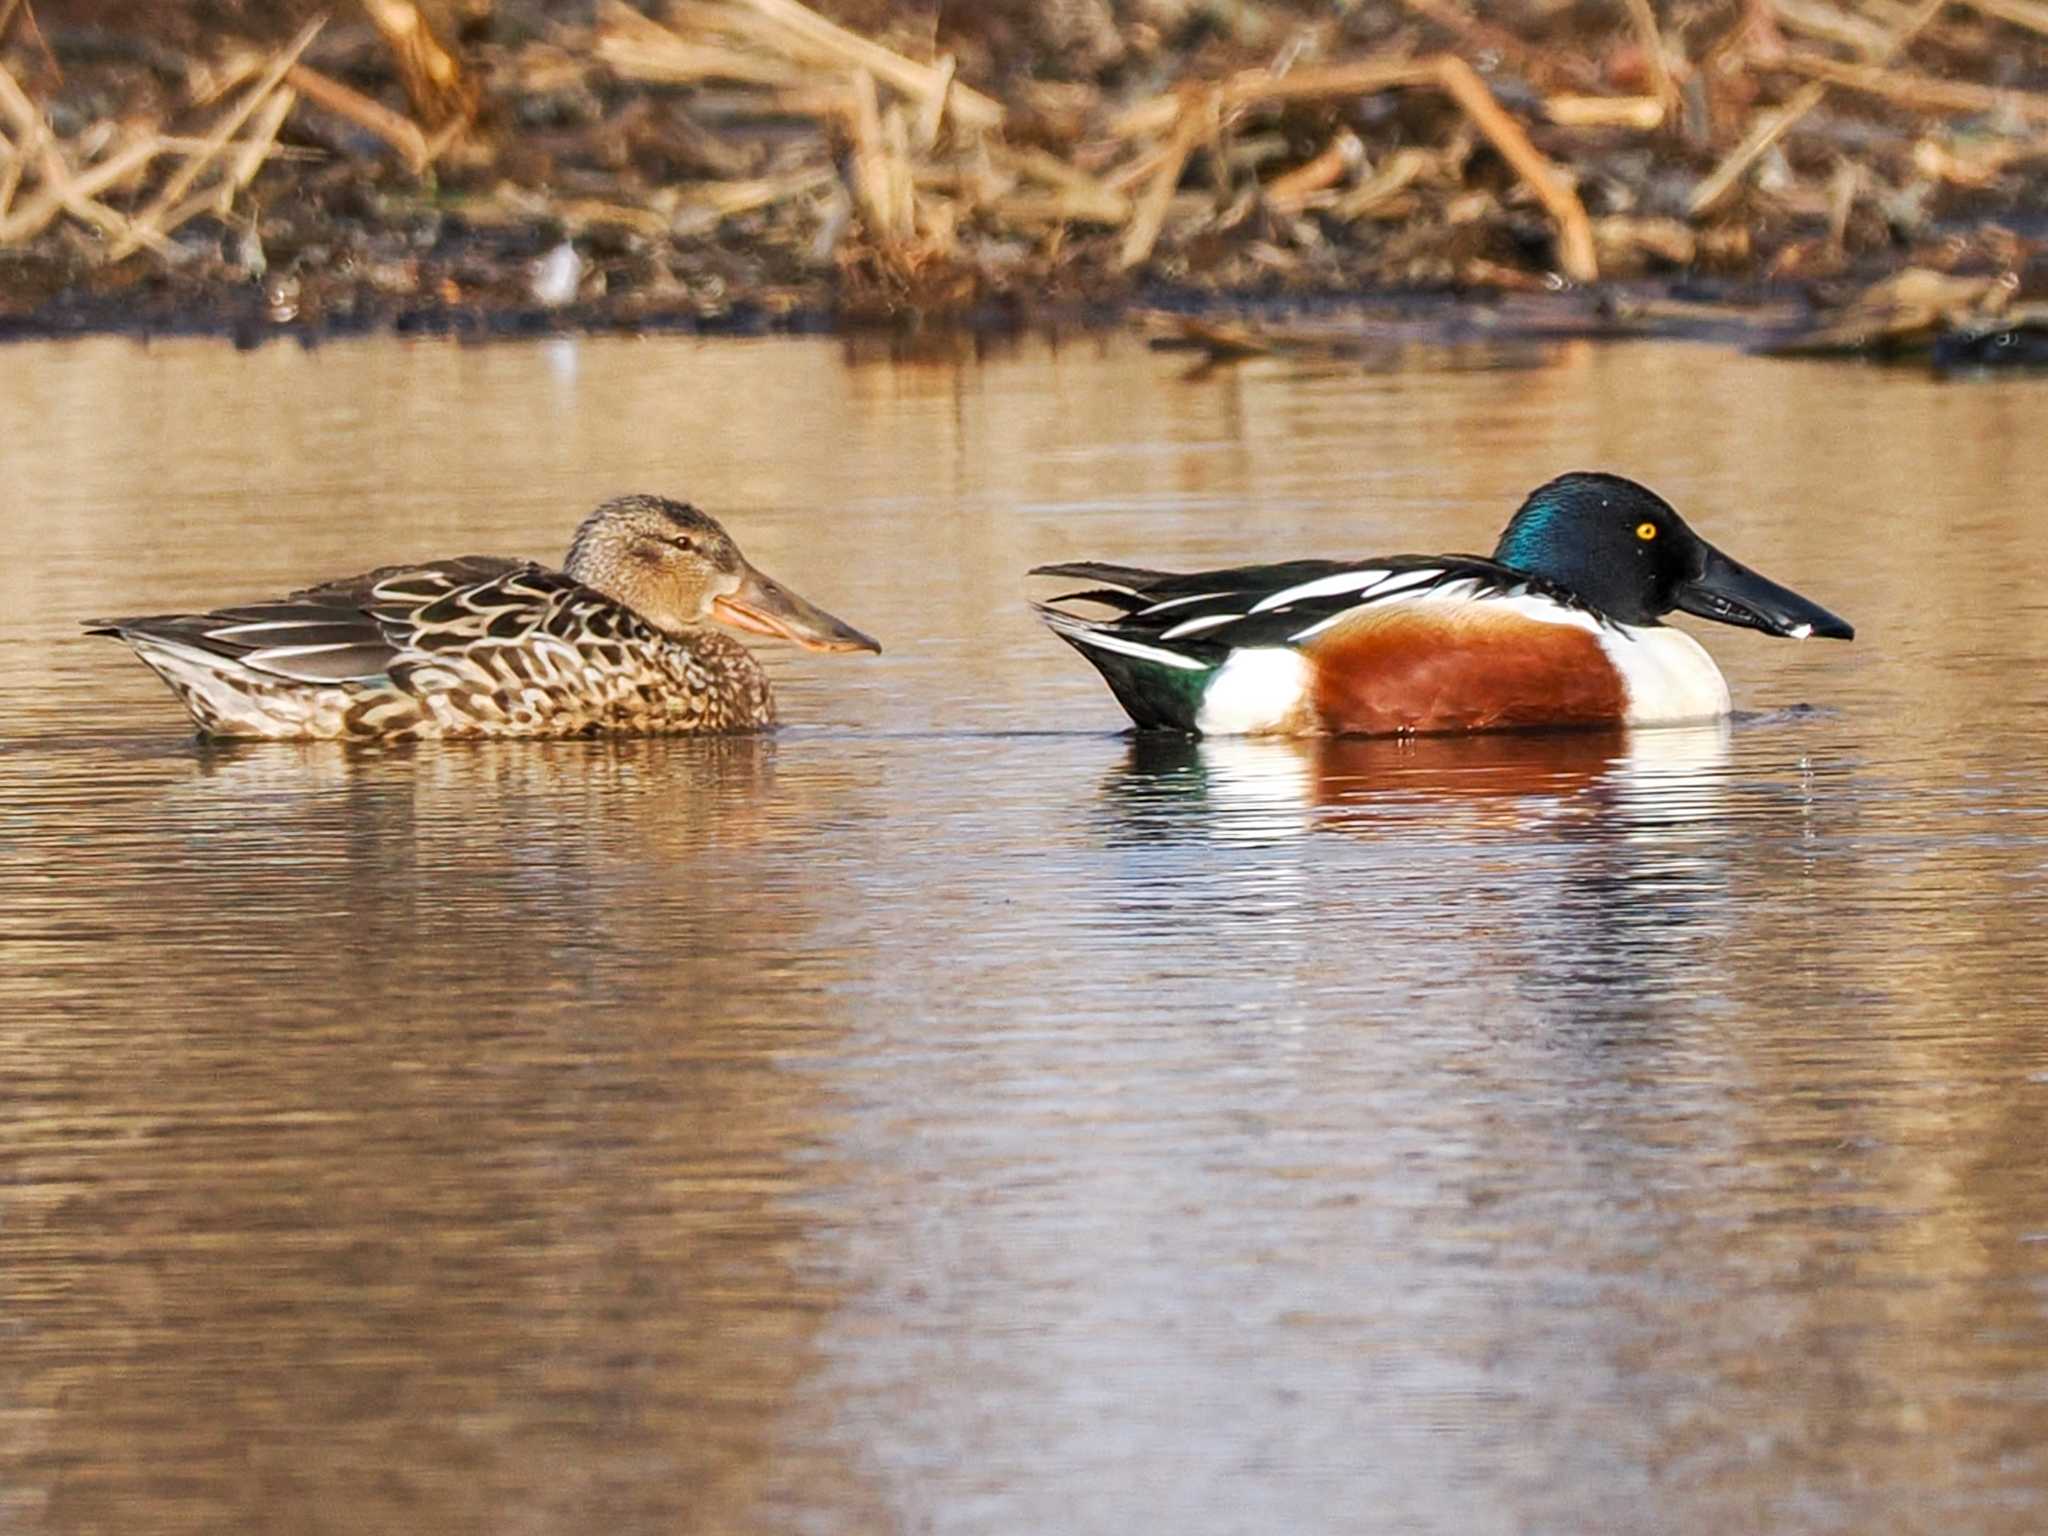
1602,624 -> 1732,724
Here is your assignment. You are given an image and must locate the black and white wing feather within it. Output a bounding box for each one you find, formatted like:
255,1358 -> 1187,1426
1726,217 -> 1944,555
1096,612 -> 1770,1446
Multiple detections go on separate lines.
1032,553 -> 1604,666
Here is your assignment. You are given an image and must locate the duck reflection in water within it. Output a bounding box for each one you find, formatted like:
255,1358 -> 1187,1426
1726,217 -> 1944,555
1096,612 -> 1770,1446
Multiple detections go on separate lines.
1099,723 -> 1732,844
158,735 -> 833,984
1089,723 -> 1749,1020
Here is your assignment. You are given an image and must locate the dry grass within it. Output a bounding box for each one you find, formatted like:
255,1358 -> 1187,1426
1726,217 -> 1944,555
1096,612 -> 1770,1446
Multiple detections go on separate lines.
0,0 -> 2044,348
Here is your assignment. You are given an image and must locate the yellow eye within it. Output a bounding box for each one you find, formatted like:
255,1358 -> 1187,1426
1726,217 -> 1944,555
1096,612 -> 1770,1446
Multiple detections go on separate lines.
1636,522 -> 1658,541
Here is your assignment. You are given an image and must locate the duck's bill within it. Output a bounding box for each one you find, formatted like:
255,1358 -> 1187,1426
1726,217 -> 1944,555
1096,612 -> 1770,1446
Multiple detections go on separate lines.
1674,546 -> 1854,641
713,566 -> 882,654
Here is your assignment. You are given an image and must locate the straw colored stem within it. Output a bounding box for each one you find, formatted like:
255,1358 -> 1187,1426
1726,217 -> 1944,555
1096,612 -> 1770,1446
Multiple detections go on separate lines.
108,16 -> 322,259
1688,0 -> 1945,215
287,63 -> 431,170
1546,94 -> 1667,128
1263,130 -> 1362,214
0,122 -> 22,221
913,52 -> 954,150
1112,59 -> 1437,142
1622,0 -> 1677,117
596,1 -> 802,87
0,58 -> 174,251
597,35 -> 800,87
360,0 -> 474,130
188,82 -> 297,229
1773,50 -> 2048,119
989,143 -> 1129,222
678,165 -> 835,219
1118,98 -> 1210,270
1328,146 -> 1433,219
0,50 -> 43,139
1770,0 -> 1896,56
732,0 -> 1002,131
1434,54 -> 1598,282
845,67 -> 910,246
1228,56 -> 1443,107
1687,80 -> 1827,216
0,133 -> 163,245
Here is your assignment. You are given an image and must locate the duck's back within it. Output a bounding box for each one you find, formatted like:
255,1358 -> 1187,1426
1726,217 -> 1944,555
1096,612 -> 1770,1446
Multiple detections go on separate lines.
1032,554 -> 1726,736
90,558 -> 773,740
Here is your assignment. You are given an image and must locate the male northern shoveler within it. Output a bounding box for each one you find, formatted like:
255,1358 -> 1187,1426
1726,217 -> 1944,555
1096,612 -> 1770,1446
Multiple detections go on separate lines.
91,494 -> 880,740
1031,472 -> 1852,737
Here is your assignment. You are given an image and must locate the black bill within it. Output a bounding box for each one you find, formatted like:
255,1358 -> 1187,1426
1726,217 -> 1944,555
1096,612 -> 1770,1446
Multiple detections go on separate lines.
1674,545 -> 1854,641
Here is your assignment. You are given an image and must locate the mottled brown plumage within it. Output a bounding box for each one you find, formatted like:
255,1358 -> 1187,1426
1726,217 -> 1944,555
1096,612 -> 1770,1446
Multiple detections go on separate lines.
89,495 -> 880,741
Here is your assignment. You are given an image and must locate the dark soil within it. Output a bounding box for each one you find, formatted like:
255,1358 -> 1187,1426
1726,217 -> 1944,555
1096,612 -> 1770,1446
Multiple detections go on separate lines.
4,0 -> 2046,355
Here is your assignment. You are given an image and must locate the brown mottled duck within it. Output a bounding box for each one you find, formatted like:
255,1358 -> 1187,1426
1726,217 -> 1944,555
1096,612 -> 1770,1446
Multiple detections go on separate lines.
90,494 -> 880,740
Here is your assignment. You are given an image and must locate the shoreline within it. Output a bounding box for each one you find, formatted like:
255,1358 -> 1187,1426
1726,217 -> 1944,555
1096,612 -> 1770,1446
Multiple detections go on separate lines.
5,1 -> 2046,365
2,274 -> 2037,374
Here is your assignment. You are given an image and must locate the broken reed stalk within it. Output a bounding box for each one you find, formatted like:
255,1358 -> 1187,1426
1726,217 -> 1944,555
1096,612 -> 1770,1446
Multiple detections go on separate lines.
676,164 -> 835,222
595,1 -> 802,88
990,144 -> 1128,220
359,0 -> 475,130
106,16 -> 323,259
1620,0 -> 1676,119
1770,0 -> 1896,56
1212,57 -> 1440,114
148,81 -> 300,244
913,51 -> 953,150
599,34 -> 800,87
1546,94 -> 1665,128
1688,0 -> 1946,215
223,82 -> 296,189
287,62 -> 432,170
1772,51 -> 2048,121
1689,80 -> 1831,214
1329,147 -> 1432,219
1113,52 -> 1597,281
0,54 -> 174,251
0,51 -> 47,140
845,67 -> 919,248
845,67 -> 889,243
1432,55 -> 1598,282
1118,96 -> 1211,268
1263,130 -> 1361,214
650,0 -> 1593,282
732,0 -> 1002,131
0,131 -> 160,243
0,123 -> 22,220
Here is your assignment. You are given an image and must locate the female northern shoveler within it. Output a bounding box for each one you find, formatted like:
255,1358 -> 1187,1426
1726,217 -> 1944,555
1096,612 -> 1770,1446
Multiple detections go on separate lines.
91,494 -> 879,740
1031,472 -> 1852,737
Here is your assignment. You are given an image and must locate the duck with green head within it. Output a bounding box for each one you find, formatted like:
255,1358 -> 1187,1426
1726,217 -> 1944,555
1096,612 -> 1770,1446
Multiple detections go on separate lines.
1032,472 -> 1853,736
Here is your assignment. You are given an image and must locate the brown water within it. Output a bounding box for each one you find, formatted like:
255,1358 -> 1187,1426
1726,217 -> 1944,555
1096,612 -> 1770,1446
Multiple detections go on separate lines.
3,333 -> 2047,1534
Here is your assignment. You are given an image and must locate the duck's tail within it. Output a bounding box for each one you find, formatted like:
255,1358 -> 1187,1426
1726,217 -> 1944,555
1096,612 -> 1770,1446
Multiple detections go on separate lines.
1028,569 -> 1218,733
88,620 -> 324,738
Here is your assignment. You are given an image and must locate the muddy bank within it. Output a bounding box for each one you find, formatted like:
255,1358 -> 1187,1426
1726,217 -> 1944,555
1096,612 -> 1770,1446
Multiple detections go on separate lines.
3,0 -> 2046,359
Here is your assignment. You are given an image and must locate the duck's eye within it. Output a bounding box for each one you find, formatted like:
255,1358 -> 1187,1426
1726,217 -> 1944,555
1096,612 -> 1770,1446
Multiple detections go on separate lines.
1635,522 -> 1658,541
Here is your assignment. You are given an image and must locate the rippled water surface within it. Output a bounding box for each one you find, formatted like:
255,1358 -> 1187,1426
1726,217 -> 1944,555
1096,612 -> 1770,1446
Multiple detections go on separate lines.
4,333 -> 2048,1534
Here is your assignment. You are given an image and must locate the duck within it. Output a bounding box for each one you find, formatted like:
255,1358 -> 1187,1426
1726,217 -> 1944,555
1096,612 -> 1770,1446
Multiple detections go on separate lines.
90,494 -> 880,741
1031,472 -> 1852,737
